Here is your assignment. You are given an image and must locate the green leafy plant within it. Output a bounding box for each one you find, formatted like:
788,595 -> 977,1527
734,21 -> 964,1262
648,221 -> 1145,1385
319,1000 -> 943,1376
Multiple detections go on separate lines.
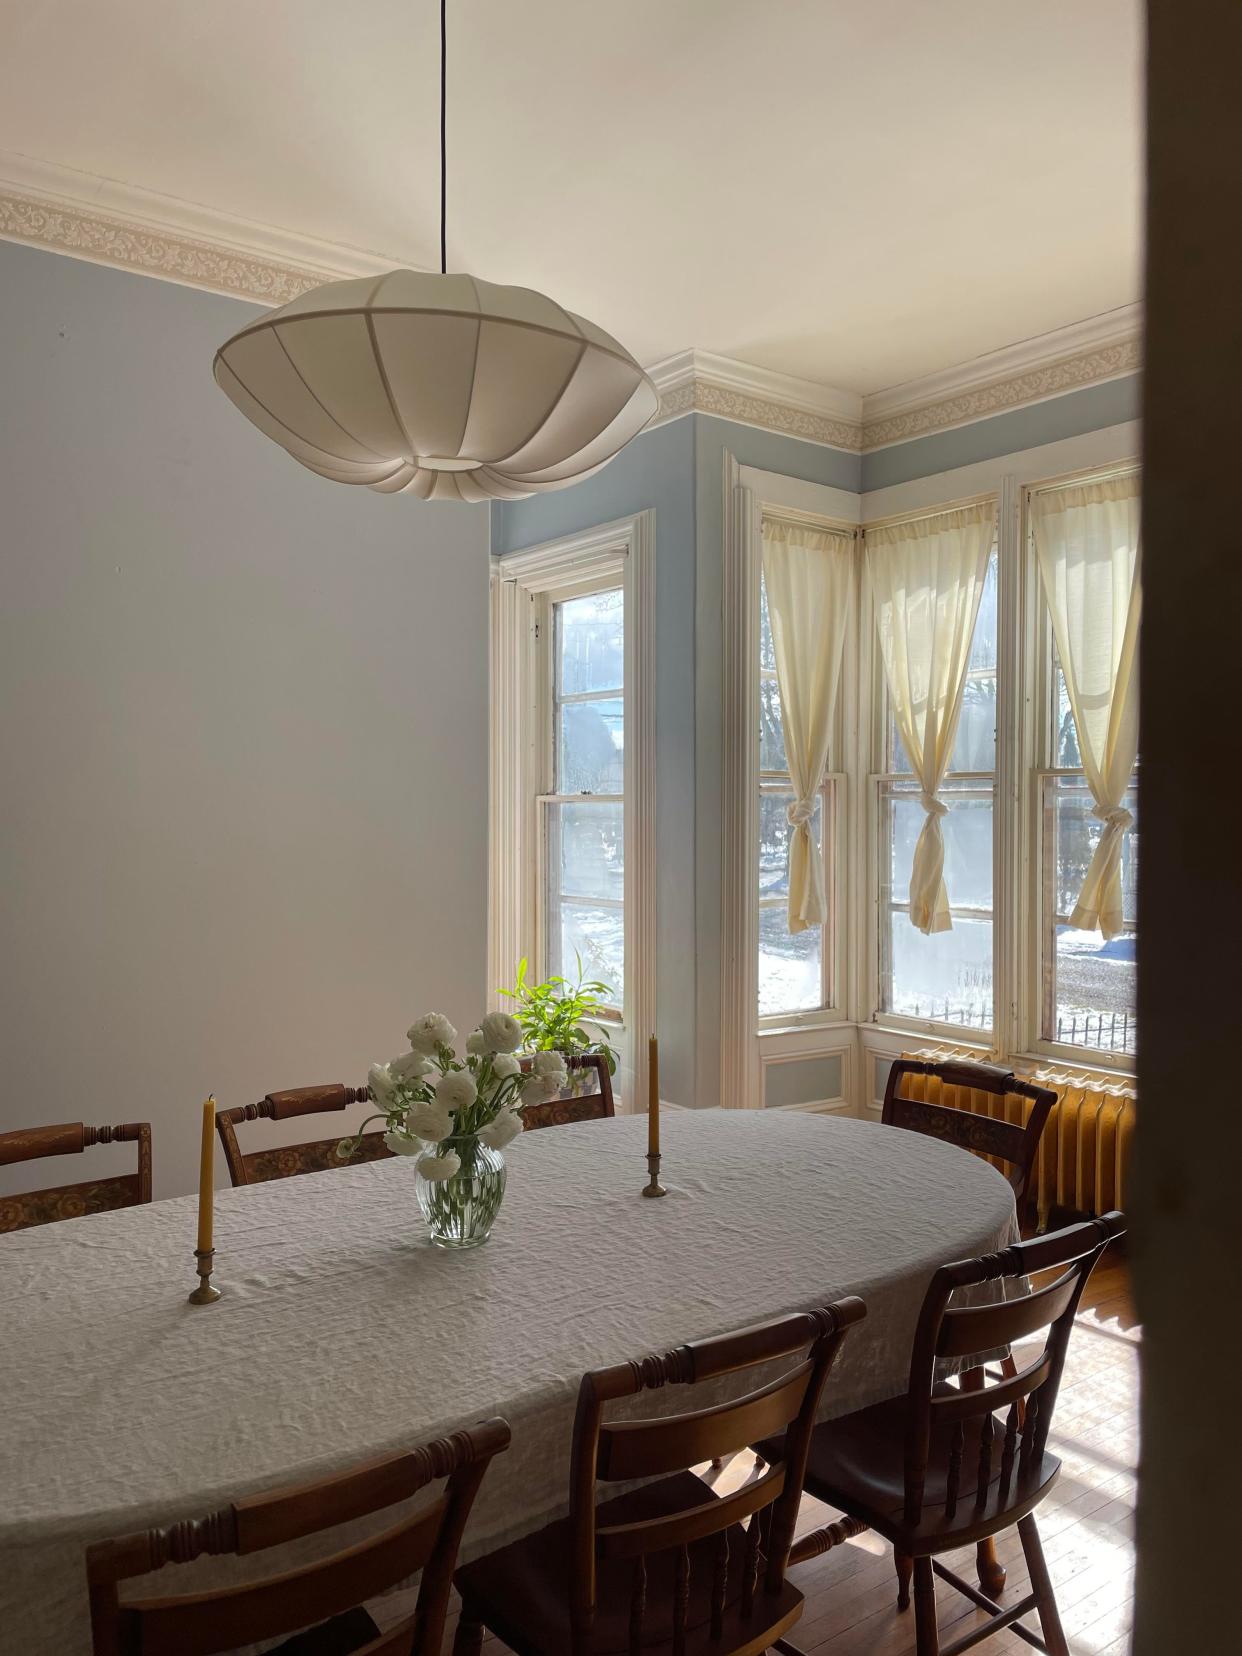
499,956 -> 619,1075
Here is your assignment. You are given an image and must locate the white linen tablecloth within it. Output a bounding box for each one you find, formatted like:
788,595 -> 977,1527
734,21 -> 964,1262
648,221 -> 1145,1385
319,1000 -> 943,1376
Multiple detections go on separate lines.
0,1108 -> 1018,1653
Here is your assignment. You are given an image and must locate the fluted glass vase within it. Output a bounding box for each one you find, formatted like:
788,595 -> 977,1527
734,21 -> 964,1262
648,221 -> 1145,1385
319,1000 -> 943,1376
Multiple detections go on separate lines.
415,1133 -> 506,1249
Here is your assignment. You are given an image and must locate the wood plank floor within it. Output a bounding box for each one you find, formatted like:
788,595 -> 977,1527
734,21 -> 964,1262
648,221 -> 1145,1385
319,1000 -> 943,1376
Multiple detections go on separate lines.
442,1248 -> 1138,1656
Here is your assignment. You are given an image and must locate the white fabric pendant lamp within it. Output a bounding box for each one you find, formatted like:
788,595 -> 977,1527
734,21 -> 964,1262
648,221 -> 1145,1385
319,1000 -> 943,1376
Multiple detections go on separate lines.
213,2 -> 656,502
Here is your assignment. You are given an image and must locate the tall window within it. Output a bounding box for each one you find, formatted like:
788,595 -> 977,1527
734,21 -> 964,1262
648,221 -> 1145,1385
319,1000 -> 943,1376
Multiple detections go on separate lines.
540,586 -> 624,1011
757,573 -> 836,1018
1031,469 -> 1140,1060
877,544 -> 998,1030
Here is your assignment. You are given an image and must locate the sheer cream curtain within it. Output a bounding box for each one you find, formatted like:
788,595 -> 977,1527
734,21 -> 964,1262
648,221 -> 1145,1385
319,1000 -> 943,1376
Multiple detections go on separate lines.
762,519 -> 854,932
1031,473 -> 1141,940
866,501 -> 996,934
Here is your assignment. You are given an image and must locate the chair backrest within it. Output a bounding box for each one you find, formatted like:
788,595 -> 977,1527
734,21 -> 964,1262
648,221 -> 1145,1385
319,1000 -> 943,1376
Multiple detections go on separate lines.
216,1083 -> 392,1187
86,1418 -> 511,1656
882,1057 -> 1057,1202
569,1297 -> 866,1653
0,1122 -> 152,1232
902,1212 -> 1125,1529
519,1053 -> 615,1131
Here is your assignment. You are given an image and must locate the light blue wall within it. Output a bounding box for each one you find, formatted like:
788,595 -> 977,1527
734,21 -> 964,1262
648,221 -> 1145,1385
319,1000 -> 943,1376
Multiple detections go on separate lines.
492,419 -> 699,1107
0,238 -> 491,1198
861,374 -> 1141,490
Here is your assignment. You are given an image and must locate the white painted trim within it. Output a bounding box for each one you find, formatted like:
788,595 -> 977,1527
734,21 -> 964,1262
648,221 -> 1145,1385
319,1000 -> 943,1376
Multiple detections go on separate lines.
719,454 -> 761,1109
738,465 -> 862,525
861,422 -> 1142,522
862,306 -> 1142,449
649,350 -> 864,451
720,455 -> 866,1111
488,514 -> 656,1114
0,161 -> 1139,452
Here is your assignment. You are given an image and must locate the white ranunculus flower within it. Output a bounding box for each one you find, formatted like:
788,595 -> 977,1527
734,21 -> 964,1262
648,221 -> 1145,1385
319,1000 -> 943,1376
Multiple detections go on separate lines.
390,1049 -> 432,1083
436,1069 -> 478,1112
384,1129 -> 423,1157
491,1052 -> 521,1079
479,1108 -> 524,1150
465,1028 -> 486,1055
533,1050 -> 569,1079
520,1076 -> 553,1105
417,1151 -> 461,1182
480,1010 -> 523,1053
406,1100 -> 453,1143
407,1012 -> 457,1055
368,1062 -> 397,1109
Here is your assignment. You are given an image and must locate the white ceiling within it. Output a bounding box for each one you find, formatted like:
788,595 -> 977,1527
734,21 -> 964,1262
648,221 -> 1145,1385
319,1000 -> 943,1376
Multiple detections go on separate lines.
0,0 -> 1143,396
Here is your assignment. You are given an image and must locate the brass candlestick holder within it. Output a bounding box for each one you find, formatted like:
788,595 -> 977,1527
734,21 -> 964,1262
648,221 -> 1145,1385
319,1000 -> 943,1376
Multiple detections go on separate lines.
188,1246 -> 222,1304
642,1151 -> 666,1198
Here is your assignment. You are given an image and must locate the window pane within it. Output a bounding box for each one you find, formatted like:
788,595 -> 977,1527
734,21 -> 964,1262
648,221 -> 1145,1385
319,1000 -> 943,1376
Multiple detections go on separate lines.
557,588 -> 623,696
759,577 -> 776,672
559,698 -> 623,793
759,677 -> 787,772
880,781 -> 993,1028
759,791 -> 822,902
950,673 -> 997,773
547,899 -> 623,1007
1053,659 -> 1082,767
1045,776 -> 1137,1054
882,913 -> 993,1028
889,545 -> 997,773
548,800 -> 624,900
887,789 -> 993,911
758,907 -> 822,1017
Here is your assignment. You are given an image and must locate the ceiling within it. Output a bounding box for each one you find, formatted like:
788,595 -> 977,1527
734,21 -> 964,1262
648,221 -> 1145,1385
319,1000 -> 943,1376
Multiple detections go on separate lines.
0,0 -> 1143,396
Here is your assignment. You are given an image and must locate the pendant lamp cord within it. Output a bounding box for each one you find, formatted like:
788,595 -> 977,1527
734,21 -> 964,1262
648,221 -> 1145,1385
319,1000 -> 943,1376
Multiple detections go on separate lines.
440,0 -> 447,274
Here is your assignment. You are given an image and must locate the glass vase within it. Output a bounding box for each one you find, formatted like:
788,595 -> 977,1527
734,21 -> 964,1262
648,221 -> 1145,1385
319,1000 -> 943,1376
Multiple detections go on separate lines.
415,1133 -> 506,1249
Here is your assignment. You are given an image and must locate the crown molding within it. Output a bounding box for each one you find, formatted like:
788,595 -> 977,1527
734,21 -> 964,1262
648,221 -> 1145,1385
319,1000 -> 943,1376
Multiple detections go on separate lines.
0,152 -> 393,306
0,158 -> 1141,453
860,305 -> 1142,450
648,348 -> 865,453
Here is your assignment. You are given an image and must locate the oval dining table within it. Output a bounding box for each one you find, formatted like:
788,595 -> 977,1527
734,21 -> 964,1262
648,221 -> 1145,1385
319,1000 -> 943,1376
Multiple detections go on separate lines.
0,1107 -> 1019,1653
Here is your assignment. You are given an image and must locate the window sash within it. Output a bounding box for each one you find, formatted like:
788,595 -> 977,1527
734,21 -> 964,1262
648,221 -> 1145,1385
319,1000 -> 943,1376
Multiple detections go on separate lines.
539,584 -> 626,1015
757,776 -> 838,1021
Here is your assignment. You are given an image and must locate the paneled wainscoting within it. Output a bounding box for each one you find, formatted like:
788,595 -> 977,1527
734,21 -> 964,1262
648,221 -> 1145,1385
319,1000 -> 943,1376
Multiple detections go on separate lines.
437,1250 -> 1136,1656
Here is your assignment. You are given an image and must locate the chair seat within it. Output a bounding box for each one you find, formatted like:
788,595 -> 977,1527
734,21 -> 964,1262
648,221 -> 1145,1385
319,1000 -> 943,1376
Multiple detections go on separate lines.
755,1395 -> 1060,1553
455,1470 -> 804,1656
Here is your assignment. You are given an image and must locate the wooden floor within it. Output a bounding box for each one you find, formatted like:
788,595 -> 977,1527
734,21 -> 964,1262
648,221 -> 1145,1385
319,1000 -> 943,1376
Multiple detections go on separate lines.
443,1248 -> 1138,1656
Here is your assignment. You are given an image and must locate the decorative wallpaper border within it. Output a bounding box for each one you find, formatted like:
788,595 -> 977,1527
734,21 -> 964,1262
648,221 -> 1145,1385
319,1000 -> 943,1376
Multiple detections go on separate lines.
656,377 -> 865,453
0,179 -> 1140,454
861,337 -> 1142,450
0,187 -> 328,308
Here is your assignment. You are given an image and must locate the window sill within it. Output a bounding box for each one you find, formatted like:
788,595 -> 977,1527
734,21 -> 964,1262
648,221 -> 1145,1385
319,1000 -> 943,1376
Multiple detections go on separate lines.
757,1013 -> 849,1040
1013,1048 -> 1136,1085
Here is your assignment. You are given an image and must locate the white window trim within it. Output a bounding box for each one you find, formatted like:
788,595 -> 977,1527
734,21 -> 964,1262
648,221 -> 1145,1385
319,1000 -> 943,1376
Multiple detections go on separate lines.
720,455 -> 861,1109
861,422 -> 1141,1077
489,513 -> 656,1110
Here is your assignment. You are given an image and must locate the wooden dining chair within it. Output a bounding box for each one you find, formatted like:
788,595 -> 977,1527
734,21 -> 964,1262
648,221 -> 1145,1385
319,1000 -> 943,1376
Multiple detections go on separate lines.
0,1122 -> 152,1232
453,1297 -> 866,1656
882,1058 -> 1057,1211
216,1083 -> 392,1187
757,1213 -> 1125,1656
518,1052 -> 615,1131
86,1418 -> 511,1656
